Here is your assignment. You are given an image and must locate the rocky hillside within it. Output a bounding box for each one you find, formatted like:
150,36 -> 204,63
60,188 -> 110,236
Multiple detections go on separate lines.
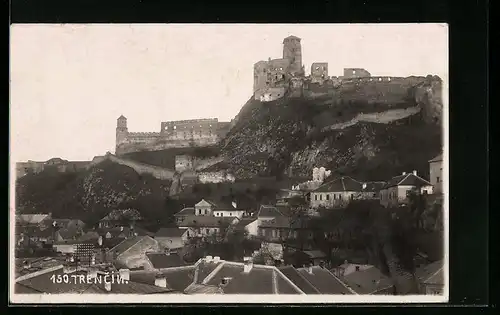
16,160 -> 174,227
220,76 -> 443,181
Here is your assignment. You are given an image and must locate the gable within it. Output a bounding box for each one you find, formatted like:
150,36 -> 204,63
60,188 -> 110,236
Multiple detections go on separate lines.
195,199 -> 213,208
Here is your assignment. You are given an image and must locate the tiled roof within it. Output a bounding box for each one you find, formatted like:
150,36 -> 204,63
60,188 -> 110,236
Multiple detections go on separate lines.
155,227 -> 187,238
177,215 -> 235,228
416,260 -> 444,285
257,205 -> 284,218
297,266 -> 355,294
278,266 -> 321,294
203,262 -> 302,294
338,264 -> 393,294
362,182 -> 386,192
429,154 -> 443,163
16,214 -> 51,225
314,176 -> 363,192
146,253 -> 186,269
259,216 -> 291,229
100,209 -> 143,221
184,283 -> 223,294
382,173 -> 433,189
174,207 -> 195,216
57,228 -> 80,240
235,218 -> 257,229
130,267 -> 196,292
108,236 -> 153,257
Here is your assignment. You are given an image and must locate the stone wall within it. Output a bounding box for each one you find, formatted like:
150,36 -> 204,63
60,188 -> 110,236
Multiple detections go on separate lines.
198,171 -> 236,184
256,87 -> 287,102
106,154 -> 175,180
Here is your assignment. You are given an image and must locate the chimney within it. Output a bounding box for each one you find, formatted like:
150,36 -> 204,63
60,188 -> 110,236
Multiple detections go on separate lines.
119,269 -> 130,281
205,256 -> 213,263
104,281 -> 112,292
362,183 -> 367,189
213,256 -> 220,263
23,260 -> 31,269
155,276 -> 167,288
98,236 -> 103,246
402,172 -> 406,175
164,248 -> 171,256
308,264 -> 313,274
120,226 -> 124,232
243,260 -> 253,273
232,201 -> 237,208
412,170 -> 417,176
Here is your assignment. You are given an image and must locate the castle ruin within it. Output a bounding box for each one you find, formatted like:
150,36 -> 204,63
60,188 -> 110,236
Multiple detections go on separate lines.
115,115 -> 231,155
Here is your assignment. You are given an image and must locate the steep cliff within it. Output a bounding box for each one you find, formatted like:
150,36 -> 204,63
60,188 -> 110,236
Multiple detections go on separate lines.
16,160 -> 173,225
220,77 -> 443,181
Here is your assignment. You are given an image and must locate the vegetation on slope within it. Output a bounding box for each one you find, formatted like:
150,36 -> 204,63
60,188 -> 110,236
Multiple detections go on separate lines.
16,160 -> 175,230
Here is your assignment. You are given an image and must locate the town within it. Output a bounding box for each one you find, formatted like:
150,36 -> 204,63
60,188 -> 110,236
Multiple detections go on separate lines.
13,34 -> 444,296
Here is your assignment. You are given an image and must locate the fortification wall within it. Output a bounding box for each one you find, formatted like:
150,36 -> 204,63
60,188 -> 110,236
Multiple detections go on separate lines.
198,171 -> 236,184
321,105 -> 422,131
193,156 -> 225,171
256,87 -> 286,102
106,154 -> 175,180
116,137 -> 220,156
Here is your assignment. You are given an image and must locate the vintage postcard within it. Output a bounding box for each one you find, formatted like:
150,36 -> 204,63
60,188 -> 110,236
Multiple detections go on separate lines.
10,23 -> 448,304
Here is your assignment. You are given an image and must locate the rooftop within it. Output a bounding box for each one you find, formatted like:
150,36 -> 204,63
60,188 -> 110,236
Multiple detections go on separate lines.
416,260 -> 444,285
297,266 -> 354,294
257,205 -> 284,218
146,253 -> 186,269
382,173 -> 433,189
177,215 -> 236,228
174,207 -> 195,216
155,227 -> 187,238
337,264 -> 393,294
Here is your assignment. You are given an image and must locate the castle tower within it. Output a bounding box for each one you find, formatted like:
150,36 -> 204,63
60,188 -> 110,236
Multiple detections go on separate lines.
116,115 -> 128,151
282,35 -> 303,76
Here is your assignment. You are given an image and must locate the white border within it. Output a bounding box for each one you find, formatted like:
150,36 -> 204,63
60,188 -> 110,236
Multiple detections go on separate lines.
9,23 -> 449,304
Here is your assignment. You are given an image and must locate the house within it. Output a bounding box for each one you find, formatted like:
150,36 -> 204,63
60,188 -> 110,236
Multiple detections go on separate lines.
154,228 -> 188,250
234,217 -> 259,237
257,216 -> 313,242
256,205 -> 285,223
177,216 -> 238,239
310,176 -> 386,209
193,198 -> 245,219
332,263 -> 394,294
174,207 -> 195,224
54,227 -> 82,243
98,209 -> 143,229
379,171 -> 434,208
15,265 -> 179,294
16,226 -> 54,247
286,250 -> 328,268
144,252 -> 187,271
416,260 -> 444,295
279,265 -> 355,294
107,236 -> 160,270
428,154 -> 443,194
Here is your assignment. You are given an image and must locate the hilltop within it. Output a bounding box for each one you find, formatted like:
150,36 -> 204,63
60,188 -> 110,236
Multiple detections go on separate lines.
220,76 -> 443,180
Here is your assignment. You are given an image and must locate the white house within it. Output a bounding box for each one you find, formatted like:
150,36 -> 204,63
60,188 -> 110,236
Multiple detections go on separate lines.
379,171 -> 434,208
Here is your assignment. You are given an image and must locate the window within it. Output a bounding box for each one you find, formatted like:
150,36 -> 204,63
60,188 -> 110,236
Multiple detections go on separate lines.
173,126 -> 177,130
326,194 -> 330,201
315,67 -> 320,70
319,195 -> 322,201
350,194 -> 354,200
436,176 -> 440,183
406,190 -> 412,197
315,195 -> 318,201
373,193 -> 377,198
333,194 -> 337,200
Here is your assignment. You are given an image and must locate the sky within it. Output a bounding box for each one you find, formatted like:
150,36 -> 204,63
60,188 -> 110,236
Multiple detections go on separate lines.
10,24 -> 448,162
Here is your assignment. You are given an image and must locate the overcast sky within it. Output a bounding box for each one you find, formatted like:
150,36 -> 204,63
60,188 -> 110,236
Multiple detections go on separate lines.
10,24 -> 448,162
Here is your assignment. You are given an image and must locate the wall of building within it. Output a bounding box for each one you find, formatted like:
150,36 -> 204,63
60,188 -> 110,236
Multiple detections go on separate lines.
115,117 -> 229,156
256,87 -> 287,102
343,68 -> 371,78
310,191 -> 357,209
429,160 -> 443,193
311,63 -> 329,83
213,210 -> 245,219
282,36 -> 302,75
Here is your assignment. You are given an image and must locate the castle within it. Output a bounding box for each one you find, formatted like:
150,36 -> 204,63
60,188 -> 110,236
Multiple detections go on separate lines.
253,35 -> 374,102
115,115 -> 231,155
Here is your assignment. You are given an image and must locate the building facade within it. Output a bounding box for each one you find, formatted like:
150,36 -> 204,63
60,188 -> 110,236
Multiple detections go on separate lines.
379,171 -> 434,208
428,153 -> 443,194
310,63 -> 329,83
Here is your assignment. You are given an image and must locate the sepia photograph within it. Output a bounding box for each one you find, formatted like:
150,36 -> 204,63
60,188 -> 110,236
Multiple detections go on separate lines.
10,23 -> 448,304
